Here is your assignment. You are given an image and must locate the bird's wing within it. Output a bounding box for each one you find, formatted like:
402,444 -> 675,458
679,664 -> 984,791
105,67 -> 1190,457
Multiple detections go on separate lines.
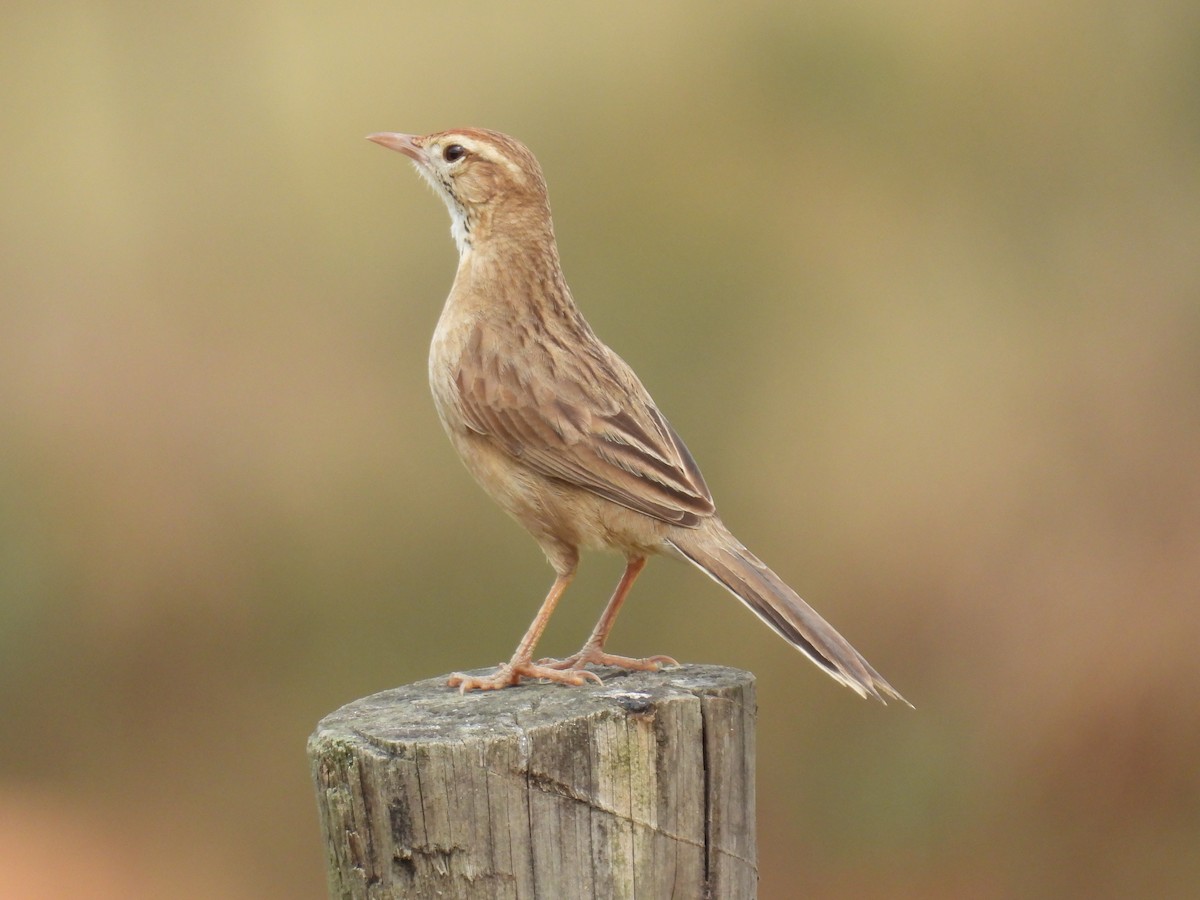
453,323 -> 715,527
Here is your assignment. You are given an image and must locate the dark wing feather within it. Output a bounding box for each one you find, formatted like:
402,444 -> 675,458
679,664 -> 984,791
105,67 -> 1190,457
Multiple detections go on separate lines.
454,320 -> 714,527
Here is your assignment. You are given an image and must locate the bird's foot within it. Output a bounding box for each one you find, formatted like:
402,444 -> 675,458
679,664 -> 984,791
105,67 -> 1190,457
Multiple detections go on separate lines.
536,646 -> 678,676
448,660 -> 602,693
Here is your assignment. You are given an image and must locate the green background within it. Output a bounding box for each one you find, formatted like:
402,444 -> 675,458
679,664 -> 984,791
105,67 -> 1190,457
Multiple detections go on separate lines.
2,2 -> 1198,897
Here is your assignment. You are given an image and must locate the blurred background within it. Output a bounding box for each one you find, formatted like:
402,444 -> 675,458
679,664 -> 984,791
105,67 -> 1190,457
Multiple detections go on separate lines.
2,1 -> 1198,897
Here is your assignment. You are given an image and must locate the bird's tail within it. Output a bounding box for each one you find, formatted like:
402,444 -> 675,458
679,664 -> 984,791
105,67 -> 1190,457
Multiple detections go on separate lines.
668,520 -> 909,705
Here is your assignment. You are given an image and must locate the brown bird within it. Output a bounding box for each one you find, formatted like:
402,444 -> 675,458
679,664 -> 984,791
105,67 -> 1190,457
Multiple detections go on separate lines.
368,127 -> 906,703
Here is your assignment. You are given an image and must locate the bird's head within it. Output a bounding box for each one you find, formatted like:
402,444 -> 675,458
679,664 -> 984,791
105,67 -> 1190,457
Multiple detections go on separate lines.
368,128 -> 551,256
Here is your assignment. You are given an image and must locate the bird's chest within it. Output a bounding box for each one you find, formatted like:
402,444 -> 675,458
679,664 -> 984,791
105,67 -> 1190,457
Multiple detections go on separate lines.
427,310 -> 472,433
428,297 -> 541,426
426,308 -> 560,533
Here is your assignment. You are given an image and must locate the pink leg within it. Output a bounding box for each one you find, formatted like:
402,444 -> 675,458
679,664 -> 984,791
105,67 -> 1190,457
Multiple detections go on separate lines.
538,557 -> 677,675
448,568 -> 602,692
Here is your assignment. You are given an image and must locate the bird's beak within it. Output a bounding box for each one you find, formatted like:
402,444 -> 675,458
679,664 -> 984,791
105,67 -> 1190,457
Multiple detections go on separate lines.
366,132 -> 423,163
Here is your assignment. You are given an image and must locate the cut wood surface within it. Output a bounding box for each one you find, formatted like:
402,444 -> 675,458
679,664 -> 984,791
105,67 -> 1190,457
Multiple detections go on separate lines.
309,664 -> 757,899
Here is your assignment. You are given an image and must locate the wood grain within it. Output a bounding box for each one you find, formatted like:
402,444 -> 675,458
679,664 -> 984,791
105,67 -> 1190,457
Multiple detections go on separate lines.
309,665 -> 756,899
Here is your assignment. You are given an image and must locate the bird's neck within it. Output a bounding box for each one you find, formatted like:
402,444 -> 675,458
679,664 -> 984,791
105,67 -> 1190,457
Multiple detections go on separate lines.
452,210 -> 580,325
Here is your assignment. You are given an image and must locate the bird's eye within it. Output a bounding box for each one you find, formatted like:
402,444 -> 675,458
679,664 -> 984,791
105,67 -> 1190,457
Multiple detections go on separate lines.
443,144 -> 467,163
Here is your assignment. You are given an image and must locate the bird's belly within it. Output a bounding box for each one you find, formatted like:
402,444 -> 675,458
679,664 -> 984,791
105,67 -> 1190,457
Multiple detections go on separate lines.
445,426 -> 670,558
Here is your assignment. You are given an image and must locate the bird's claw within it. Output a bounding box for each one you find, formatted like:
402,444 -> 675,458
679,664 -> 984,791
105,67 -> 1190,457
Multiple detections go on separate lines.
448,661 -> 603,693
536,649 -> 678,674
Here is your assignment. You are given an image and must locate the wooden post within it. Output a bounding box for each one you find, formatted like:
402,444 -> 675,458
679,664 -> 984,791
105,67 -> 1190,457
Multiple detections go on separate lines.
308,664 -> 756,899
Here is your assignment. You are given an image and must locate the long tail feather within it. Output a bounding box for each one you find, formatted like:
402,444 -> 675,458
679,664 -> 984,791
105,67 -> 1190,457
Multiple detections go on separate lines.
669,522 -> 909,706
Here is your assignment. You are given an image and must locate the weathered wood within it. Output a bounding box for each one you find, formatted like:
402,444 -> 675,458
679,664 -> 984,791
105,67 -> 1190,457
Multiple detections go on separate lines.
309,664 -> 756,899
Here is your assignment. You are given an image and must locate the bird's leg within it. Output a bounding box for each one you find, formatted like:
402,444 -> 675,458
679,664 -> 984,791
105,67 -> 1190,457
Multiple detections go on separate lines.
448,568 -> 601,692
538,556 -> 677,674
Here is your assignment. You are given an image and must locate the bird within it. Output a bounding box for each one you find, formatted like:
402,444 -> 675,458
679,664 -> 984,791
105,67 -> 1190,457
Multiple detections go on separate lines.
367,127 -> 906,704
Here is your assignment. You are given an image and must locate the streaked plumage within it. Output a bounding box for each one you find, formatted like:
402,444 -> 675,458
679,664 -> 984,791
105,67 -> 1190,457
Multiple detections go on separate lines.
369,127 -> 907,704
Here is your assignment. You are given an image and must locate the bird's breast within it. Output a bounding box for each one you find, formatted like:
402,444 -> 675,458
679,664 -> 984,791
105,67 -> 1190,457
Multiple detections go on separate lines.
427,309 -> 471,434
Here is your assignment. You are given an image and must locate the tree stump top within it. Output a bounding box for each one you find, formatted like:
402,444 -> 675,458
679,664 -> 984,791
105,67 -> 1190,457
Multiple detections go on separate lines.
313,664 -> 754,745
